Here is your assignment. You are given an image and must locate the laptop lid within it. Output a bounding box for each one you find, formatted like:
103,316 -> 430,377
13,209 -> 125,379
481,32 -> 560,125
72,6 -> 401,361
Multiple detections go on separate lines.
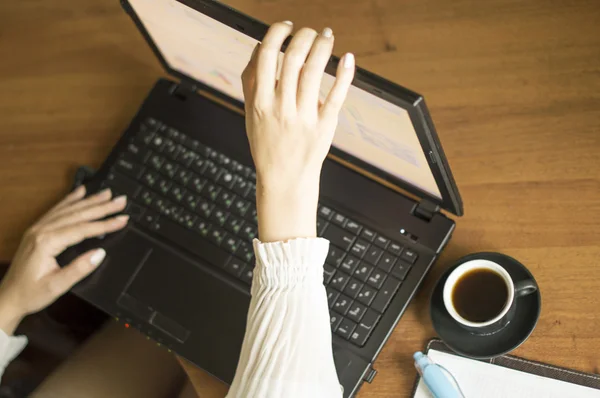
122,0 -> 463,216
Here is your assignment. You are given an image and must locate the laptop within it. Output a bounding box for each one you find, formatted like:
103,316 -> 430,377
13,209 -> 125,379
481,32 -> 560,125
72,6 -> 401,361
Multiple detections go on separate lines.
58,0 -> 463,396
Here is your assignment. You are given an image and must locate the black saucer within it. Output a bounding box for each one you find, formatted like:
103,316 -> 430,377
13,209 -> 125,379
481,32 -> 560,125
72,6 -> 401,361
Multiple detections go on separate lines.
430,252 -> 542,359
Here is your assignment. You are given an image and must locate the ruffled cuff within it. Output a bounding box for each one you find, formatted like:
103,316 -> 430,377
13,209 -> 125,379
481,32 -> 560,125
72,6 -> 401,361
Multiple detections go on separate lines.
252,238 -> 329,287
0,328 -> 27,371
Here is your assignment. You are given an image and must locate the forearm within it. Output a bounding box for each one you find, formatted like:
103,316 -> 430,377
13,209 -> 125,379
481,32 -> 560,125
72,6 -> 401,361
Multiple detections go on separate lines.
0,286 -> 25,336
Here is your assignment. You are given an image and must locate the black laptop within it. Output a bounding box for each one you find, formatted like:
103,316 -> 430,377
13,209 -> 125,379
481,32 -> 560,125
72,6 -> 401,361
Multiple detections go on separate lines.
58,0 -> 463,396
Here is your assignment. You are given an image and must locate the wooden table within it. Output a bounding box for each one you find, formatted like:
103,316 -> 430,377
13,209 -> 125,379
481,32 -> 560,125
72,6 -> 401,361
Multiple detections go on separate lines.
2,0 -> 599,396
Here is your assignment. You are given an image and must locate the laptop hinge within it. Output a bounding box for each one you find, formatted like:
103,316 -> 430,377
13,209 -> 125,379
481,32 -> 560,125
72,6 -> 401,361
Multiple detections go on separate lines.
169,81 -> 198,100
412,199 -> 440,222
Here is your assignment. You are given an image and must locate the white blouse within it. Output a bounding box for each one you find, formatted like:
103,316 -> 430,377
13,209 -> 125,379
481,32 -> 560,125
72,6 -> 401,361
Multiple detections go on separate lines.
0,238 -> 342,397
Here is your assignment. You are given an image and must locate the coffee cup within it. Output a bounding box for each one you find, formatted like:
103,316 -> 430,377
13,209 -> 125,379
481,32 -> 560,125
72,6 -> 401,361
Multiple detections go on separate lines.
442,259 -> 538,335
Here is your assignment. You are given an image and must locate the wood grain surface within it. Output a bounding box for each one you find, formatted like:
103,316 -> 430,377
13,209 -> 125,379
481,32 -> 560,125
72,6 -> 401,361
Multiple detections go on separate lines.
1,0 -> 599,396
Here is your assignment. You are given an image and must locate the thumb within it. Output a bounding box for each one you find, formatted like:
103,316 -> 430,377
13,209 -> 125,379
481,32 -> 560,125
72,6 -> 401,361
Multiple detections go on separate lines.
49,248 -> 106,296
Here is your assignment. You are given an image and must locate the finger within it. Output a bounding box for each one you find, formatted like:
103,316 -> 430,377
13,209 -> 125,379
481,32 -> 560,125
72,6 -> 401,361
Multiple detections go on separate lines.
320,53 -> 355,126
44,195 -> 127,232
278,27 -> 318,109
242,43 -> 260,109
52,185 -> 86,211
297,27 -> 334,112
46,248 -> 107,297
45,215 -> 129,256
41,188 -> 113,225
254,21 -> 294,104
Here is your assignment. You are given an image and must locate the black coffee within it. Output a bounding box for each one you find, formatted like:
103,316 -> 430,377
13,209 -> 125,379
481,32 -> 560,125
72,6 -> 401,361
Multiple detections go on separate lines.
452,268 -> 509,322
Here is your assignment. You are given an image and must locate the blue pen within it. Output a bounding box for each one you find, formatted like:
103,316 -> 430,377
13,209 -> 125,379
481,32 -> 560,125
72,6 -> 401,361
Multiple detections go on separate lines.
414,352 -> 465,398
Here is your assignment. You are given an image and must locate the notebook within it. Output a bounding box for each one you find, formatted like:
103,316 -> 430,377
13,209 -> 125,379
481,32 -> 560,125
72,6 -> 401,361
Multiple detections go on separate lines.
413,339 -> 600,398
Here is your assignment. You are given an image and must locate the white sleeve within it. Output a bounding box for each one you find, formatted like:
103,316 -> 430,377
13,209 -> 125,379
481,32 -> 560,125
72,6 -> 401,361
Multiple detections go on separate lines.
0,329 -> 27,382
226,238 -> 342,398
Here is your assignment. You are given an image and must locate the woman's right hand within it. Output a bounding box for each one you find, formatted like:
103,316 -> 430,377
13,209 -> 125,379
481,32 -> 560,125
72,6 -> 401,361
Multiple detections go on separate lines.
0,186 -> 129,335
242,22 -> 355,242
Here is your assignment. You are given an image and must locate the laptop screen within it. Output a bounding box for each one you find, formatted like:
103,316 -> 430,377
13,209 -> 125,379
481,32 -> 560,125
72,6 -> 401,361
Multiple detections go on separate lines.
129,0 -> 442,199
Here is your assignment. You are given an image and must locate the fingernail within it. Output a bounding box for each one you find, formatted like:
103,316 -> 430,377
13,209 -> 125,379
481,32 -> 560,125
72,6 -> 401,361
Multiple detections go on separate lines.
322,27 -> 333,38
90,248 -> 106,266
282,20 -> 293,26
343,53 -> 355,69
73,185 -> 85,195
100,188 -> 112,197
113,195 -> 127,205
116,215 -> 130,223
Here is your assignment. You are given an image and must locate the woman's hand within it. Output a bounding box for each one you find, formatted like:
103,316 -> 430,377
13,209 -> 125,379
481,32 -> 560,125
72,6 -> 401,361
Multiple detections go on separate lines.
242,22 -> 355,242
0,186 -> 129,335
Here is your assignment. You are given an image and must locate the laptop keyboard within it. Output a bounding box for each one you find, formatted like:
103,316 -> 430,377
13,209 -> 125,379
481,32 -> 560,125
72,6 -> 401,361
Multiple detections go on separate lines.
103,117 -> 419,348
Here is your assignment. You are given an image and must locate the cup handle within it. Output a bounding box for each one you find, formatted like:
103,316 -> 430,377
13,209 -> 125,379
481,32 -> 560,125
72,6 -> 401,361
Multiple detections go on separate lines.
514,279 -> 538,297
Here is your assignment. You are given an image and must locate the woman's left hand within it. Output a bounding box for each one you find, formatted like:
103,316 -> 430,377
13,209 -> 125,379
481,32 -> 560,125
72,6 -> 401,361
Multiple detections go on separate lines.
0,186 -> 129,334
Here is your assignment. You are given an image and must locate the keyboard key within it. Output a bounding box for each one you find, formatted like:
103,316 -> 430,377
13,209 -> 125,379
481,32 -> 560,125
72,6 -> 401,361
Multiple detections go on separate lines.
176,146 -> 198,166
339,255 -> 360,275
246,182 -> 256,202
137,127 -> 155,144
138,189 -> 155,207
225,257 -> 245,276
232,178 -> 250,197
331,213 -> 347,227
142,171 -> 160,188
232,197 -> 250,217
148,154 -> 165,171
125,202 -> 145,221
335,318 -> 357,340
357,285 -> 377,306
323,224 -> 355,251
144,117 -> 160,131
374,235 -> 390,249
175,211 -> 196,229
241,268 -> 254,285
138,209 -> 160,230
222,236 -> 240,255
208,227 -> 227,245
377,252 -> 397,273
330,314 -> 343,332
126,141 -> 151,162
188,176 -> 206,194
350,240 -> 369,258
104,172 -> 141,198
162,138 -> 180,160
401,249 -> 418,264
217,171 -> 236,189
165,127 -> 184,143
371,277 -> 401,313
317,218 -> 328,236
184,137 -> 202,152
217,190 -> 235,208
249,171 -> 256,182
345,220 -> 362,235
245,206 -> 258,224
354,263 -> 373,282
174,169 -> 193,186
241,224 -> 257,241
332,294 -> 353,315
351,309 -> 381,347
225,215 -> 244,235
391,262 -> 411,280
326,287 -> 339,309
192,158 -> 209,174
347,302 -> 367,323
233,162 -> 247,176
183,192 -> 200,211
166,203 -> 183,221
168,185 -> 186,203
318,205 -> 334,220
205,163 -> 223,181
210,209 -> 228,226
156,178 -> 172,196
150,217 -> 229,267
236,241 -> 254,263
360,228 -> 376,242
343,279 -> 364,299
367,269 -> 387,289
194,219 -> 211,237
201,183 -> 221,201
114,155 -> 145,179
160,161 -> 178,179
364,246 -> 383,265
323,264 -> 336,284
388,242 -> 404,256
326,246 -> 345,267
149,135 -> 165,151
217,153 -> 231,167
196,200 -> 214,218
330,272 -> 350,291
151,197 -> 172,216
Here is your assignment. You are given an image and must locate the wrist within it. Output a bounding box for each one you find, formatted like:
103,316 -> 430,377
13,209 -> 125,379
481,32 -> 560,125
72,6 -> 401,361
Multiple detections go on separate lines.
0,286 -> 25,335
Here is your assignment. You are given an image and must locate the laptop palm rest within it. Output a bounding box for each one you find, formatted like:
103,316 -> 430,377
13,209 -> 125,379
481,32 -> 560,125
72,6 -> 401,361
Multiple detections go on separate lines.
120,242 -> 250,382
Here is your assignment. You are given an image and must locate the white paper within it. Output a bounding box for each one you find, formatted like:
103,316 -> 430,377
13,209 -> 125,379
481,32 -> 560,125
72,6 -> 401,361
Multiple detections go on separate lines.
414,349 -> 600,398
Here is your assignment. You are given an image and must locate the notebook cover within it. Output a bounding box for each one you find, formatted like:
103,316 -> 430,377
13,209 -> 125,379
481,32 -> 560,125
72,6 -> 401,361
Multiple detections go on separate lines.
411,338 -> 600,397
